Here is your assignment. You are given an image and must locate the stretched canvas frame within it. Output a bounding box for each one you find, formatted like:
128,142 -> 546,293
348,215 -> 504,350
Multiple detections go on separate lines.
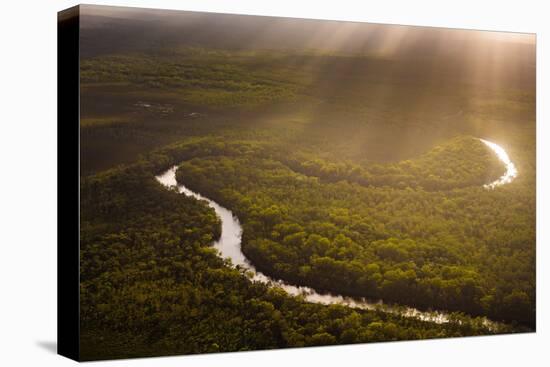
58,4 -> 536,362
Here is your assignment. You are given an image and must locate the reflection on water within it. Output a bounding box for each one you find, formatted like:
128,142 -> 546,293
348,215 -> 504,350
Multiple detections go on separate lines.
155,138 -> 516,327
480,139 -> 518,189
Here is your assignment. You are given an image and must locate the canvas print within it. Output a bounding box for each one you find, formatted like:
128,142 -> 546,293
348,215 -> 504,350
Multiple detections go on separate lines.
59,4 -> 536,361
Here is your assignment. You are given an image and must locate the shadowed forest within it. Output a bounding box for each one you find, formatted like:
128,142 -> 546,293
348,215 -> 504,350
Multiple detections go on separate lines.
76,5 -> 535,360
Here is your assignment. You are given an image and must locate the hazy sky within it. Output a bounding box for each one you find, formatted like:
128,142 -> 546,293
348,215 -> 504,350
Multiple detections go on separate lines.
79,4 -> 535,55
79,4 -> 535,92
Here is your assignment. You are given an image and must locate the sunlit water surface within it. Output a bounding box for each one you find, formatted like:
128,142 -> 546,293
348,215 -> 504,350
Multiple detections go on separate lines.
480,139 -> 518,189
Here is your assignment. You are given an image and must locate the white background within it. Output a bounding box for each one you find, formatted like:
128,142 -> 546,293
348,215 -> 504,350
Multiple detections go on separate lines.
0,0 -> 547,365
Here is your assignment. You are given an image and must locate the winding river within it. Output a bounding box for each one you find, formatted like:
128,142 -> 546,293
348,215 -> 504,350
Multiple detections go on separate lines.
155,138 -> 516,327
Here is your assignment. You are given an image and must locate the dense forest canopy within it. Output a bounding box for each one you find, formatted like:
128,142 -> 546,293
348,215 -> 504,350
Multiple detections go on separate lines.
80,145 -> 521,360
173,135 -> 534,326
78,5 -> 535,361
